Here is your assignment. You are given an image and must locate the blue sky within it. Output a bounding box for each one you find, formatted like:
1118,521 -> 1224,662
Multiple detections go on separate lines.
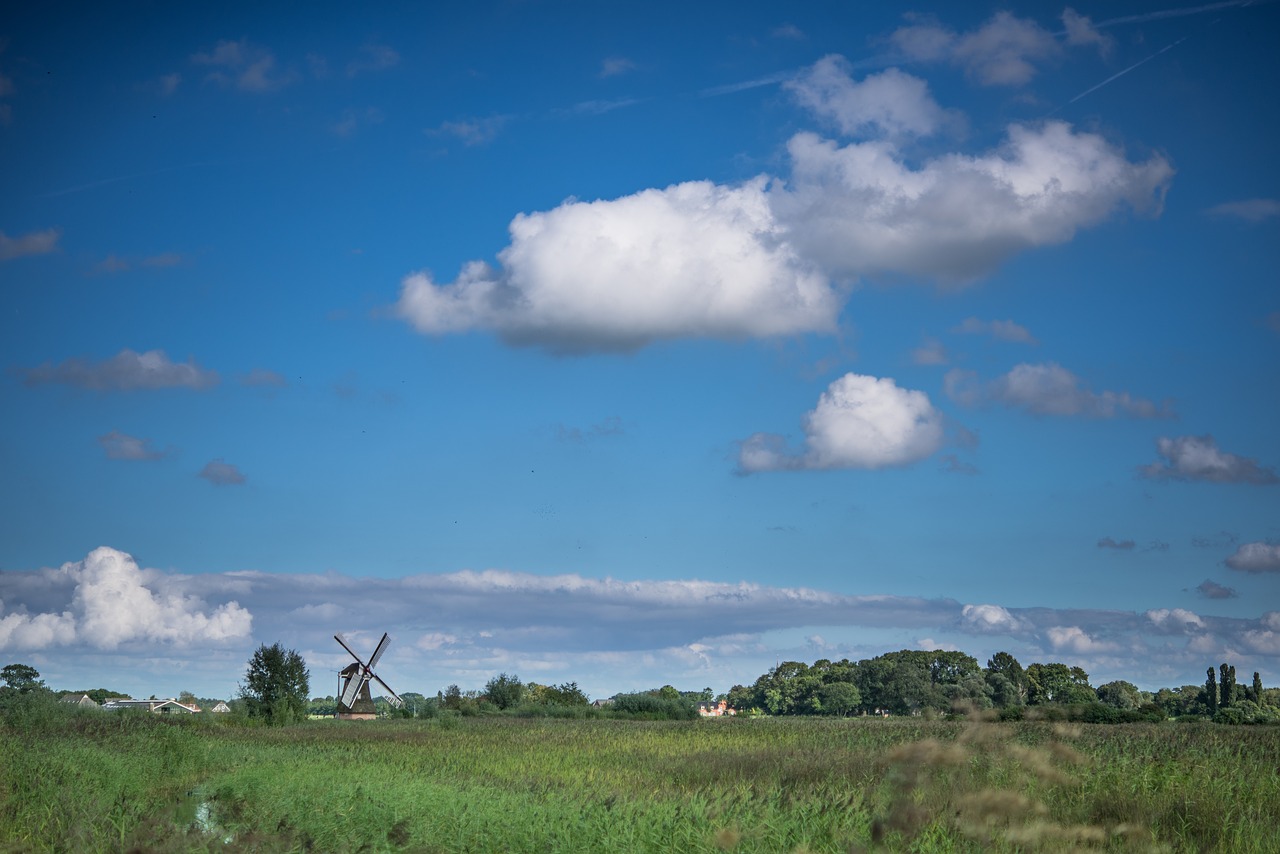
2,1 -> 1278,702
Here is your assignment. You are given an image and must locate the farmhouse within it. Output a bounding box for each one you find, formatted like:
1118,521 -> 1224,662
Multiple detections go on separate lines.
59,693 -> 98,708
697,700 -> 736,717
101,698 -> 200,714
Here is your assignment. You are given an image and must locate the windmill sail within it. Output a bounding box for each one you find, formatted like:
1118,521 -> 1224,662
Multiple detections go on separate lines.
334,632 -> 402,716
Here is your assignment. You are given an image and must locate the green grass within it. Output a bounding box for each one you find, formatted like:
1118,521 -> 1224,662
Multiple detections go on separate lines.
2,708 -> 1278,852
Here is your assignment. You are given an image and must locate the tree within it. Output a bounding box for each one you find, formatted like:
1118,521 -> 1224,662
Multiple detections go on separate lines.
1,663 -> 43,693
819,682 -> 861,716
1096,680 -> 1141,710
1205,667 -> 1218,716
1252,672 -> 1264,705
239,643 -> 309,724
985,652 -> 1028,707
484,673 -> 525,710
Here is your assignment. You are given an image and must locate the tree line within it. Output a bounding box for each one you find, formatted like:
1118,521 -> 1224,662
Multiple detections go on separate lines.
721,650 -> 1279,724
6,645 -> 1278,727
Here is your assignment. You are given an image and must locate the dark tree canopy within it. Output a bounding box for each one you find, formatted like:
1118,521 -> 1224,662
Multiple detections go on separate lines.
484,673 -> 525,710
239,643 -> 310,724
1,663 -> 43,693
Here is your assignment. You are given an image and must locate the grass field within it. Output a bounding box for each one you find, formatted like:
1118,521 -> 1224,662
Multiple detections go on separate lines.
3,705 -> 1278,852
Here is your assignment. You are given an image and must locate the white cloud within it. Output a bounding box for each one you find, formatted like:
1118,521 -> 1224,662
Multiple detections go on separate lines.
6,549 -> 1280,698
396,58 -> 1171,351
1205,198 -> 1280,222
397,178 -> 837,353
191,39 -> 297,92
775,121 -> 1172,284
952,317 -> 1037,344
958,604 -> 1027,635
1145,608 -> 1204,632
98,430 -> 166,460
946,362 -> 1169,418
784,58 -> 948,139
1140,435 -> 1278,484
737,372 -> 943,472
892,12 -> 1061,86
1046,625 -> 1117,654
1061,8 -> 1113,54
0,547 -> 251,652
23,349 -> 219,391
1097,537 -> 1135,550
1225,542 -> 1280,574
0,227 -> 61,261
199,459 -> 246,486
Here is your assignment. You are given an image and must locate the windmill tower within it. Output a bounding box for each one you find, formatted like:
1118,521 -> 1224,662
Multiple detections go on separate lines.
334,632 -> 404,720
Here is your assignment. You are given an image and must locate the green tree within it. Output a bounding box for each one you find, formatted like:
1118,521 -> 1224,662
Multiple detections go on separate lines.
484,673 -> 525,710
1095,680 -> 1141,710
1026,663 -> 1093,705
985,652 -> 1028,706
239,643 -> 310,725
818,681 -> 861,716
1,663 -> 43,693
1205,667 -> 1218,716
1252,672 -> 1264,705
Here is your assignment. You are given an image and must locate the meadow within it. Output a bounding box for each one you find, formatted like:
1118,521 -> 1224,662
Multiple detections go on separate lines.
2,704 -> 1278,852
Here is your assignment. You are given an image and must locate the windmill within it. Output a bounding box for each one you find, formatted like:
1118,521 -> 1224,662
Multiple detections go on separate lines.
334,632 -> 404,719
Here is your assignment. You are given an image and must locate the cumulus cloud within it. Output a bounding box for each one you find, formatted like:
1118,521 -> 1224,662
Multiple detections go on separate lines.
952,317 -> 1037,344
1195,579 -> 1237,599
396,58 -> 1171,352
397,178 -> 836,353
23,349 -> 219,391
6,549 -> 1279,696
892,12 -> 1061,86
0,547 -> 251,652
946,362 -> 1169,418
192,38 -> 298,92
1205,198 -> 1280,222
737,372 -> 943,472
0,227 -> 61,261
98,430 -> 166,461
957,603 -> 1027,635
1046,625 -> 1117,654
199,459 -> 246,486
1097,537 -> 1135,550
1139,435 -> 1278,484
784,59 -> 948,139
1145,608 -> 1204,633
1061,8 -> 1113,54
1225,542 -> 1280,574
773,121 -> 1172,284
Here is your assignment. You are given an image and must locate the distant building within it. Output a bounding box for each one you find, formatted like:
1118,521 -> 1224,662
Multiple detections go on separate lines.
209,701 -> 231,713
60,693 -> 98,708
697,700 -> 736,717
101,698 -> 199,714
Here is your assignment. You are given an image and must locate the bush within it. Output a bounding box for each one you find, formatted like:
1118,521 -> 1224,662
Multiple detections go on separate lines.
608,693 -> 698,720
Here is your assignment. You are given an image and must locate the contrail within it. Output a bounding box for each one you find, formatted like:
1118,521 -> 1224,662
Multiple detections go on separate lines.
1093,0 -> 1268,28
1065,35 -> 1190,105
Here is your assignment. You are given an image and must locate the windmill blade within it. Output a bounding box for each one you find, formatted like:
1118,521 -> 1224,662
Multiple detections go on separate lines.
334,633 -> 365,666
367,632 -> 392,670
372,673 -> 404,708
341,672 -> 370,709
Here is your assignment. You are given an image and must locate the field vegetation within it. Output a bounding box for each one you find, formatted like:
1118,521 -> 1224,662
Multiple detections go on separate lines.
3,689 -> 1279,853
